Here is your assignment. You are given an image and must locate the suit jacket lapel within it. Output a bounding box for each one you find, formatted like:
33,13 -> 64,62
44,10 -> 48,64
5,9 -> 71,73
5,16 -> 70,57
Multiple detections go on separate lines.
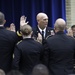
45,27 -> 51,38
36,26 -> 41,34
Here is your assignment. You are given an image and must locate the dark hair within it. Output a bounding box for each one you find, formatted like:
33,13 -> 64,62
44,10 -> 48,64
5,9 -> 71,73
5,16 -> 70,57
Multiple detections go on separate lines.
7,70 -> 23,75
71,25 -> 75,29
32,64 -> 49,75
0,12 -> 5,25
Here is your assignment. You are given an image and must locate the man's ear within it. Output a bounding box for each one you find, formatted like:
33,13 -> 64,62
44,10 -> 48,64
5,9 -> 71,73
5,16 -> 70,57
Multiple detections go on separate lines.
30,31 -> 33,35
3,20 -> 6,25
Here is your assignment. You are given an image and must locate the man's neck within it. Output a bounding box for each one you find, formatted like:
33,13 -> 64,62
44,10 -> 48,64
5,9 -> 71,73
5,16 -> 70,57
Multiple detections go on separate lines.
23,35 -> 31,39
38,25 -> 46,30
55,30 -> 64,33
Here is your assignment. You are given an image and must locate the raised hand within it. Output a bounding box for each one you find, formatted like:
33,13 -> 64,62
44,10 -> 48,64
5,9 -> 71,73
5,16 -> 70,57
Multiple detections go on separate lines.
37,33 -> 42,44
10,23 -> 16,32
20,15 -> 29,26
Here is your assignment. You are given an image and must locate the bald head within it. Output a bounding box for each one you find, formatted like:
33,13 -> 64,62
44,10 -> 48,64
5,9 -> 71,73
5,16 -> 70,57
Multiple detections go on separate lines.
0,12 -> 5,25
54,18 -> 66,32
36,13 -> 48,29
0,69 -> 5,75
37,13 -> 48,21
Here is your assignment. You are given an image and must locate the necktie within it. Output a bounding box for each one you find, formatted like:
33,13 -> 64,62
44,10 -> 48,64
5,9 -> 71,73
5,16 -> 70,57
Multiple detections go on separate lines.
41,31 -> 45,44
42,31 -> 44,39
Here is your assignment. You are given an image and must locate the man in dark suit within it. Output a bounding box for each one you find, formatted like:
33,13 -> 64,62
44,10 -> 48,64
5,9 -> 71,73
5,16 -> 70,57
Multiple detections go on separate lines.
44,18 -> 75,75
32,12 -> 54,44
12,25 -> 43,75
0,12 -> 20,73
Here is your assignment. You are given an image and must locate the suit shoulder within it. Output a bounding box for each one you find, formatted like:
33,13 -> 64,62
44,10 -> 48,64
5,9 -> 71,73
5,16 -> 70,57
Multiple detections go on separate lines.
47,27 -> 53,30
5,29 -> 16,35
33,39 -> 43,47
17,40 -> 22,45
32,27 -> 37,30
46,35 -> 56,40
67,35 -> 75,40
46,27 -> 54,33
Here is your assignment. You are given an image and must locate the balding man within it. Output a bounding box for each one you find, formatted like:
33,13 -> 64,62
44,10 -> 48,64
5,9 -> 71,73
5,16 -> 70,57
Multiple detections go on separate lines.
44,18 -> 75,75
32,12 -> 54,44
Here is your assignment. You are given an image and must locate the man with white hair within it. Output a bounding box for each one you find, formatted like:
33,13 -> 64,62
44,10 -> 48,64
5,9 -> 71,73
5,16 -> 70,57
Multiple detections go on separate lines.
32,12 -> 54,44
44,18 -> 75,75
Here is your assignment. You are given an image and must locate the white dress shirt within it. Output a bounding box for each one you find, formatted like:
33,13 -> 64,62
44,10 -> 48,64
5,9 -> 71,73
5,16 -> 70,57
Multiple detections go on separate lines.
38,26 -> 46,38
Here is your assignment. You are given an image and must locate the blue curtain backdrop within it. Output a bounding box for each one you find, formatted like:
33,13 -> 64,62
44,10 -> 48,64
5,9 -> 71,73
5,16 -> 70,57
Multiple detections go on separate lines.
0,0 -> 66,30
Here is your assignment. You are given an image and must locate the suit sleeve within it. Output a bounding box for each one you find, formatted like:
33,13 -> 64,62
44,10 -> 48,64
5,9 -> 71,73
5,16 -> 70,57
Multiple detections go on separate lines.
42,40 -> 50,67
12,45 -> 21,70
74,39 -> 75,66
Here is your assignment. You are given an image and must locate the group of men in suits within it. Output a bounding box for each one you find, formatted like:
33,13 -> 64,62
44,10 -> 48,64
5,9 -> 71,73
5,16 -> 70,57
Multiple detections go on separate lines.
0,11 -> 75,75
12,12 -> 54,75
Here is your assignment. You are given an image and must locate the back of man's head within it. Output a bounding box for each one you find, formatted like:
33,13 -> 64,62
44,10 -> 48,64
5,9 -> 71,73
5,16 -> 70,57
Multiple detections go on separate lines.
0,12 -> 5,25
0,69 -> 5,75
32,64 -> 49,75
54,18 -> 66,32
20,24 -> 32,36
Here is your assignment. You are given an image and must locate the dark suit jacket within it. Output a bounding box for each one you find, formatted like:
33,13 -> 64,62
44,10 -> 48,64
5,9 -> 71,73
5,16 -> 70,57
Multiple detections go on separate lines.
44,31 -> 75,75
32,26 -> 54,39
32,26 -> 54,44
12,38 -> 43,75
0,27 -> 19,73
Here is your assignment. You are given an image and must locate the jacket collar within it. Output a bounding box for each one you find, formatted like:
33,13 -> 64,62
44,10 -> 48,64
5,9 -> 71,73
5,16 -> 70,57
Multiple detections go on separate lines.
0,26 -> 5,29
55,31 -> 65,35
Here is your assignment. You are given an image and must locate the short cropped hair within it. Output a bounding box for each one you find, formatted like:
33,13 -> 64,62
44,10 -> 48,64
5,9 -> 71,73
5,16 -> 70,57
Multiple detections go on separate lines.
20,24 -> 32,36
71,25 -> 75,29
54,18 -> 66,31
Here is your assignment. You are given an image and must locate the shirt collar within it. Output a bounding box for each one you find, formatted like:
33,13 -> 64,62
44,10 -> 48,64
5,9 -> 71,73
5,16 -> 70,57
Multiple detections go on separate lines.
55,31 -> 65,34
0,25 -> 4,27
23,35 -> 31,39
38,25 -> 46,33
